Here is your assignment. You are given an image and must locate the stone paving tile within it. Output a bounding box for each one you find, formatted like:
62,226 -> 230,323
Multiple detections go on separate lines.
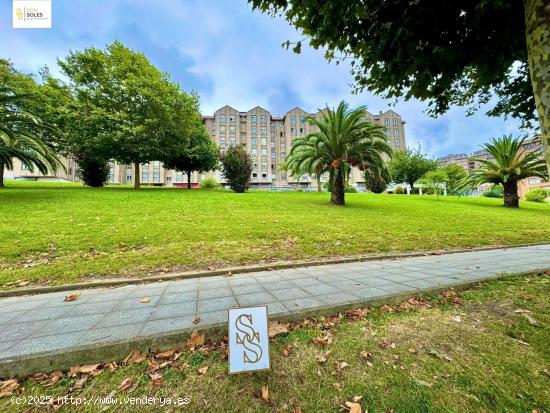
140,316 -> 196,337
150,302 -> 197,321
2,331 -> 85,360
198,288 -> 233,300
95,308 -> 153,329
235,292 -> 277,306
270,288 -> 312,301
198,296 -> 237,313
0,245 -> 548,366
158,292 -> 196,306
77,323 -> 143,346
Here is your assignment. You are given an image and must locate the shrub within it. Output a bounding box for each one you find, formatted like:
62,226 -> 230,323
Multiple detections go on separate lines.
525,189 -> 549,203
200,177 -> 220,189
345,184 -> 357,193
76,155 -> 110,187
482,185 -> 503,198
220,145 -> 252,193
394,186 -> 405,194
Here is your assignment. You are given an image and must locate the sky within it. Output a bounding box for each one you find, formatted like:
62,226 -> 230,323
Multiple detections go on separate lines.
1,0 -> 528,158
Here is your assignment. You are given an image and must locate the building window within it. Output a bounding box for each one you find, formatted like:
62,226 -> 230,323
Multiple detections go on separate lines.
230,138 -> 236,145
271,152 -> 276,159
153,172 -> 160,182
142,172 -> 149,182
279,132 -> 284,137
251,115 -> 257,124
300,115 -> 305,124
176,172 -> 183,182
153,161 -> 160,169
394,139 -> 400,148
220,126 -> 226,135
230,125 -> 236,135
270,142 -> 275,148
290,115 -> 296,125
270,130 -> 275,138
300,127 -> 304,135
385,128 -> 390,137
229,115 -> 236,124
280,152 -> 286,159
21,163 -> 30,171
261,137 -> 267,145
384,118 -> 390,125
291,127 -> 296,136
251,127 -> 257,136
261,148 -> 267,157
251,137 -> 257,145
280,141 -> 286,148
252,149 -> 258,157
261,161 -> 267,168
393,118 -> 398,125
393,127 -> 399,136
252,172 -> 257,178
261,127 -> 267,136
220,114 -> 226,124
262,173 -> 267,178
260,115 -> 267,125
240,131 -> 246,136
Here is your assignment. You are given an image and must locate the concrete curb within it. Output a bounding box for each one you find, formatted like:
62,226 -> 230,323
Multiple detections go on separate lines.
1,269 -> 547,378
1,242 -> 547,298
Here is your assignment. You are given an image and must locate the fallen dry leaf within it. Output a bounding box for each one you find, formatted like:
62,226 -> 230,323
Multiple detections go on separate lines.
64,293 -> 80,302
345,401 -> 362,413
198,366 -> 209,375
360,351 -> 373,360
313,334 -> 333,346
522,313 -> 540,326
140,297 -> 151,304
261,385 -> 269,402
118,378 -> 137,392
186,330 -> 205,349
123,350 -> 146,364
0,379 -> 19,398
155,349 -> 177,360
452,315 -> 462,323
352,396 -> 363,403
316,350 -> 332,363
268,321 -> 289,337
283,347 -> 292,357
149,371 -> 163,386
43,371 -> 64,388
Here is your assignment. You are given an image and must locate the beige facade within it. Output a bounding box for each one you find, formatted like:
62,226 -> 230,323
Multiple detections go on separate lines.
4,105 -> 407,190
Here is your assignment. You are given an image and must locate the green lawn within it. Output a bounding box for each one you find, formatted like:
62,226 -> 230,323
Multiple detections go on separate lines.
3,272 -> 549,412
0,181 -> 549,288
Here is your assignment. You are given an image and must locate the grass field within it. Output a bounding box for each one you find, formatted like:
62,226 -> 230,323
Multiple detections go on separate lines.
3,272 -> 549,412
0,181 -> 549,288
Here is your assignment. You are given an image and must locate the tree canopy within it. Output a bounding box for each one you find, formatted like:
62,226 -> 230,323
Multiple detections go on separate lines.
58,41 -> 201,188
250,0 -> 550,173
388,146 -> 437,192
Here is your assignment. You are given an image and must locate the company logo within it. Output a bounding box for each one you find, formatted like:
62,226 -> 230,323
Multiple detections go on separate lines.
13,0 -> 51,29
235,313 -> 263,364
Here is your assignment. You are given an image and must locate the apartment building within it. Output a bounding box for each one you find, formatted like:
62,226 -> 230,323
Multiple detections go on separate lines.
4,105 -> 407,190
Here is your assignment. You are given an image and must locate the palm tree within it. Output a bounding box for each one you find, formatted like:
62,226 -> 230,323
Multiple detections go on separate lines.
284,101 -> 392,205
458,135 -> 548,208
0,109 -> 64,188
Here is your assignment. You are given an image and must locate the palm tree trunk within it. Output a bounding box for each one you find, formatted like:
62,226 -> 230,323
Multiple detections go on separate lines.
503,181 -> 519,208
0,162 -> 5,188
134,163 -> 140,189
525,0 -> 550,175
316,174 -> 321,192
331,167 -> 345,205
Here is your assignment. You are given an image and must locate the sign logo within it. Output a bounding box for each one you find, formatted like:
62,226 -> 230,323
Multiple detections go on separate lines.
13,0 -> 52,29
228,306 -> 270,374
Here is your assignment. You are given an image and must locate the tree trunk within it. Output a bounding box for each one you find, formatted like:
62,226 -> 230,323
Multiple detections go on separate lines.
0,162 -> 5,188
134,163 -> 140,189
503,180 -> 520,208
525,0 -> 550,175
330,167 -> 345,205
409,181 -> 415,194
316,174 -> 321,192
187,170 -> 192,189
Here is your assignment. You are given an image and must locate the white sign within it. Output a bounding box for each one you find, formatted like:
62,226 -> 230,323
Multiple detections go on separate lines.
13,0 -> 52,29
228,306 -> 270,374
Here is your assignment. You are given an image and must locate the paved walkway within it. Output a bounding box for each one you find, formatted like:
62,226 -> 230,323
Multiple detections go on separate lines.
0,244 -> 549,377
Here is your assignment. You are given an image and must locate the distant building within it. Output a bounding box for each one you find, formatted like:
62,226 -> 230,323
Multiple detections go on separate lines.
4,105 -> 407,190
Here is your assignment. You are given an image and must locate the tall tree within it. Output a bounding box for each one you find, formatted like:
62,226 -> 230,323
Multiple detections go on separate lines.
284,101 -> 392,205
441,164 -> 468,195
388,146 -> 437,193
220,144 -> 253,193
0,60 -> 64,188
59,41 -> 200,188
458,135 -> 547,207
250,0 -> 550,174
163,128 -> 219,189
